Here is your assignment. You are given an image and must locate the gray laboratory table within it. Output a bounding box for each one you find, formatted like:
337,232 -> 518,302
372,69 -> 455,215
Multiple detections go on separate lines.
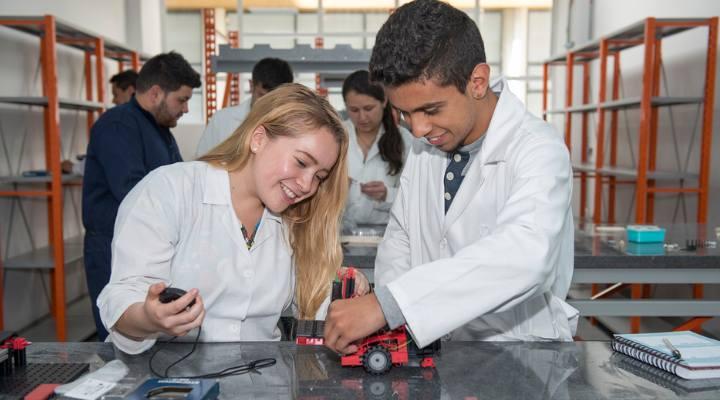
344,223 -> 720,318
21,341 -> 720,399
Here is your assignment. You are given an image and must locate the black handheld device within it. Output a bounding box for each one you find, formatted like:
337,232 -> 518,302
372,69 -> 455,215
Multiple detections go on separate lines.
159,287 -> 197,308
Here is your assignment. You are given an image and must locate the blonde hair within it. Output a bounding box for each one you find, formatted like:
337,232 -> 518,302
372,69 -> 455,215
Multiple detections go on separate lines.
199,83 -> 348,319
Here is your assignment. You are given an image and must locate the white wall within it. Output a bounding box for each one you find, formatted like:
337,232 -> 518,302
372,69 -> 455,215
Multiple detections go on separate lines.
0,0 -> 127,43
0,0 -> 163,333
125,0 -> 165,55
502,8 -> 528,99
550,0 -> 720,335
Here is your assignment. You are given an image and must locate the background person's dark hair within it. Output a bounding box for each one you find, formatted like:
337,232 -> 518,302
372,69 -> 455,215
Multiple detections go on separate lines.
369,0 -> 486,93
252,58 -> 294,91
342,70 -> 404,176
109,70 -> 139,90
135,51 -> 201,94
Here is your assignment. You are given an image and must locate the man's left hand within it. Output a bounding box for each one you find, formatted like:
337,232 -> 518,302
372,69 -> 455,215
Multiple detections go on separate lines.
323,294 -> 387,355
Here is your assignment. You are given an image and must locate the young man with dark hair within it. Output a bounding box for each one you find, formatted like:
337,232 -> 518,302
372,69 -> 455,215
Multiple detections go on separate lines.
109,70 -> 139,105
324,0 -> 577,353
82,51 -> 201,340
195,57 -> 294,157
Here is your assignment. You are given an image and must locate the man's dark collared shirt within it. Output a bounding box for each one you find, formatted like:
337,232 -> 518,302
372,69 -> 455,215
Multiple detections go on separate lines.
82,96 -> 182,234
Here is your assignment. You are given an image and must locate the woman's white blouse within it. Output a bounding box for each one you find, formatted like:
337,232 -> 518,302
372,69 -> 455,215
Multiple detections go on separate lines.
344,120 -> 413,225
97,161 -> 295,354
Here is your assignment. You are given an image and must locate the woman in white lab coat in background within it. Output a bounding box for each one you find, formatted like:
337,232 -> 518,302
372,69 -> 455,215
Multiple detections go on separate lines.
341,70 -> 413,227
98,84 -> 367,354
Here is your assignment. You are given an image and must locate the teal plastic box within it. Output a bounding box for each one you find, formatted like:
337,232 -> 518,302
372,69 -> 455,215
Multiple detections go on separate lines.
626,241 -> 665,256
626,225 -> 666,243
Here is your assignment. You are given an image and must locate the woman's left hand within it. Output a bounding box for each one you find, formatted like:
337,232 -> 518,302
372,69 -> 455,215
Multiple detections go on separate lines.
360,181 -> 387,202
339,266 -> 370,296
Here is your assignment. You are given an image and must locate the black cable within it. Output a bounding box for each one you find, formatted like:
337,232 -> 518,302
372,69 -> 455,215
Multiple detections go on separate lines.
163,327 -> 202,378
148,326 -> 276,379
181,358 -> 277,379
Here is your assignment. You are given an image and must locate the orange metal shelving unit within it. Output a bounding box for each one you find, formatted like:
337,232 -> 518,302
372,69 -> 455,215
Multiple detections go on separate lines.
543,17 -> 717,226
543,17 -> 718,334
314,37 -> 328,98
222,30 -> 241,108
0,15 -> 147,340
205,12 -> 249,117
203,8 -> 218,123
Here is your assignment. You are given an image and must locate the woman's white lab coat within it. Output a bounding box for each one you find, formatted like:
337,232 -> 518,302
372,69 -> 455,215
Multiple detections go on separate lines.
97,162 -> 295,354
375,78 -> 579,348
344,120 -> 413,225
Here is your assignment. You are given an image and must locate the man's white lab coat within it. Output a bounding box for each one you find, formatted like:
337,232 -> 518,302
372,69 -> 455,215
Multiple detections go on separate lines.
195,99 -> 251,158
375,78 -> 578,347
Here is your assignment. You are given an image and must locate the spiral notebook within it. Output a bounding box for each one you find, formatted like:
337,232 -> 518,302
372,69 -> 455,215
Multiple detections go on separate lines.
612,331 -> 720,380
613,353 -> 720,394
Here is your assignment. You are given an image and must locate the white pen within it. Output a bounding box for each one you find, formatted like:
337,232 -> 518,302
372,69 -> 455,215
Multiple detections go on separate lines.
663,338 -> 682,359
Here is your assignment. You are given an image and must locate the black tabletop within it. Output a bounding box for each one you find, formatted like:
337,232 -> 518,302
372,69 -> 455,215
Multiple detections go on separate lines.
21,341 -> 720,399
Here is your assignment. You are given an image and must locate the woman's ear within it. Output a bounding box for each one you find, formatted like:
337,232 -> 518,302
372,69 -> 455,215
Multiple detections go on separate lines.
249,125 -> 268,153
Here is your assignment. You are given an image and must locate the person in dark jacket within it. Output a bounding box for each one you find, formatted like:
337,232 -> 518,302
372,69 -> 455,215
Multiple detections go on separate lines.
82,51 -> 201,340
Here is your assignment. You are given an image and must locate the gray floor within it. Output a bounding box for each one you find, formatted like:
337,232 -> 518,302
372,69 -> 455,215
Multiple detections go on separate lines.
18,294 -> 96,342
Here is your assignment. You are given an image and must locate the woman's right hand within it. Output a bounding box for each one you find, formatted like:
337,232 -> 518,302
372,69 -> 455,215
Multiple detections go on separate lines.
143,283 -> 206,337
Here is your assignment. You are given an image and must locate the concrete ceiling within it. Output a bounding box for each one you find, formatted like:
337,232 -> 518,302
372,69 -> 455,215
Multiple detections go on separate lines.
166,0 -> 552,11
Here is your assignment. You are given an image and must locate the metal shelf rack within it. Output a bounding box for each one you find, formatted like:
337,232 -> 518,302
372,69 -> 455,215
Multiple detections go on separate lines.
542,17 -> 717,225
0,15 -> 148,340
542,17 -> 718,334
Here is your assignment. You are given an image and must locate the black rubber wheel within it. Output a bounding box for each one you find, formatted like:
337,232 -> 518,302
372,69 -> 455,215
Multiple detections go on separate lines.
362,345 -> 392,375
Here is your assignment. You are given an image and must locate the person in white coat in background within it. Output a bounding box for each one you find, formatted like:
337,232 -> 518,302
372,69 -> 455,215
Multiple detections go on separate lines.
195,58 -> 293,157
341,70 -> 413,226
324,0 -> 578,353
98,84 -> 367,354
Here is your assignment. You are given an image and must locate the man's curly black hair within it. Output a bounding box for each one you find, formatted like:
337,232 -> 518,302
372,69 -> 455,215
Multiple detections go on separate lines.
369,0 -> 486,94
136,51 -> 201,94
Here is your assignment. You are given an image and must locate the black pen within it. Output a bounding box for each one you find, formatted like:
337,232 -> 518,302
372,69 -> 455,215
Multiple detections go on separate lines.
663,338 -> 682,359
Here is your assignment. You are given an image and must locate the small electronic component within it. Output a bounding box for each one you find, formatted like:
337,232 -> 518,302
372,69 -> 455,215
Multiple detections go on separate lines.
683,239 -> 717,251
295,320 -> 325,346
159,287 -> 197,308
331,268 -> 356,301
0,331 -> 30,370
295,268 -> 439,375
296,268 -> 357,346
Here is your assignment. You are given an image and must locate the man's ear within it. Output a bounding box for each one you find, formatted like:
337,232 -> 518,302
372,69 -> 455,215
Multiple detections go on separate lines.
148,84 -> 165,105
467,63 -> 491,100
249,125 -> 268,153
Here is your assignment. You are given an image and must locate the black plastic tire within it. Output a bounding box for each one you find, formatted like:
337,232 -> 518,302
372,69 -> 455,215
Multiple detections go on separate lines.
362,345 -> 392,375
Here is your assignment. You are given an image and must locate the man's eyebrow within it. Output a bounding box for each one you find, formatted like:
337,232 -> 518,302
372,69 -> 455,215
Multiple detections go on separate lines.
393,101 -> 446,114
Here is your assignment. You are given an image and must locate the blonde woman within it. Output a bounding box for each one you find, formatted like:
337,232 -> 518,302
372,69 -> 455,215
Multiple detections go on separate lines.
98,84 -> 364,354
